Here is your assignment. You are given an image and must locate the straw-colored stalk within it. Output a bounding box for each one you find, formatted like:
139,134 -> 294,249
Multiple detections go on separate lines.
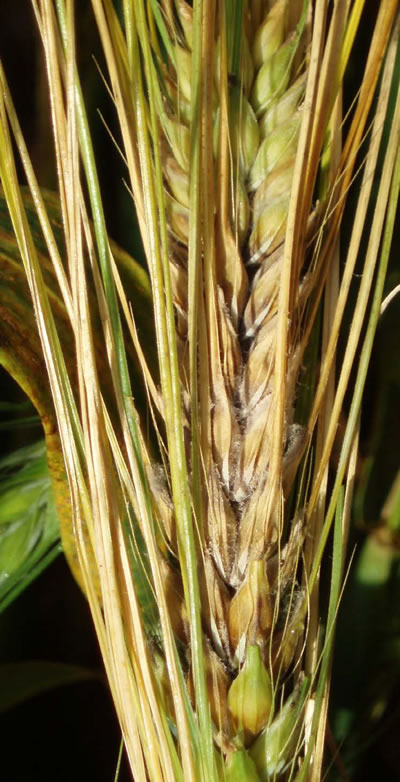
0,0 -> 399,780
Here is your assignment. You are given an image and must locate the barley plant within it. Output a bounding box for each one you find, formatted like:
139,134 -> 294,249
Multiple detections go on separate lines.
0,0 -> 400,780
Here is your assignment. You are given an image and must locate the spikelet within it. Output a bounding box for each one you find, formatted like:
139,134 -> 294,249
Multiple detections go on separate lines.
224,749 -> 261,782
228,561 -> 273,664
250,677 -> 309,780
227,645 -> 273,744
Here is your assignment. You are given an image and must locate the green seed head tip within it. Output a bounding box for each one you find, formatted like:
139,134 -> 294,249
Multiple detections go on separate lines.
163,118 -> 190,172
231,177 -> 250,248
174,45 -> 192,106
251,35 -> 295,117
240,34 -> 255,96
225,88 -> 260,179
249,196 -> 289,261
224,749 -> 261,782
228,644 -> 273,743
228,560 -> 272,660
259,74 -> 306,138
165,157 -> 189,209
166,193 -> 189,243
252,0 -> 286,71
249,116 -> 300,191
176,0 -> 193,49
250,678 -> 309,781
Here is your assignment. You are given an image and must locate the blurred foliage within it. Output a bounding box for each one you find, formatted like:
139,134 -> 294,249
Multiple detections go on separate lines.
0,659 -> 100,713
0,438 -> 61,612
327,291 -> 400,781
324,25 -> 400,780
